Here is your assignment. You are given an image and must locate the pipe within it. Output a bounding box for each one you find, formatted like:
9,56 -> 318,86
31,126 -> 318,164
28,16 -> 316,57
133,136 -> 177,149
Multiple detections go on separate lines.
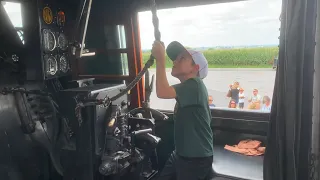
311,0 -> 320,178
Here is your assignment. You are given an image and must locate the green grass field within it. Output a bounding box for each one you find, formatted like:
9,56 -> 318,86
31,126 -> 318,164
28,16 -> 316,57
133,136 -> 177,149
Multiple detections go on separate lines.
142,47 -> 278,68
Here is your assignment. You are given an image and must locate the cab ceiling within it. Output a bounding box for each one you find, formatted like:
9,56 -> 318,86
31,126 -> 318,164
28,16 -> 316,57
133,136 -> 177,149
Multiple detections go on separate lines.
1,0 -> 247,10
136,0 -> 248,11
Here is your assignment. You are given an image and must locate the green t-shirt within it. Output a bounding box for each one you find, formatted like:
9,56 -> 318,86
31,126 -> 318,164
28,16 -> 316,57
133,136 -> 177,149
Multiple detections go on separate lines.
172,77 -> 213,157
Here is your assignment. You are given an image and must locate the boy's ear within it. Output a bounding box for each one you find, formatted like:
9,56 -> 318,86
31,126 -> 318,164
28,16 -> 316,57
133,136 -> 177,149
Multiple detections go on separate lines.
194,64 -> 200,71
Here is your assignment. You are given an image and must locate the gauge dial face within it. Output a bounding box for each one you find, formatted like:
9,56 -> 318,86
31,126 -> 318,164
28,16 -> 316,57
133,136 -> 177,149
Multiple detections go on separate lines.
59,55 -> 69,73
43,29 -> 56,52
46,56 -> 58,75
58,33 -> 68,51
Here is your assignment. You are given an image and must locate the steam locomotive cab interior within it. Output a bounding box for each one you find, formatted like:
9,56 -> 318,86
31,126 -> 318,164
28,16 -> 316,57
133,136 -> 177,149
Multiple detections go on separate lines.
0,0 -> 169,179
1,0 -> 295,179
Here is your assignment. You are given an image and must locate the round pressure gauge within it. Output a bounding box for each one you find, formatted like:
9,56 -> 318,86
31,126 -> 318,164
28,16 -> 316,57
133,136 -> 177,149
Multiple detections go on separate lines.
43,29 -> 56,52
58,33 -> 68,51
59,55 -> 69,73
46,56 -> 58,75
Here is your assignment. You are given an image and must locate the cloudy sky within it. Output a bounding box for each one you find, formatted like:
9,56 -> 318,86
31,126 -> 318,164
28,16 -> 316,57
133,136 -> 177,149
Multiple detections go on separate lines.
138,0 -> 282,49
2,0 -> 282,49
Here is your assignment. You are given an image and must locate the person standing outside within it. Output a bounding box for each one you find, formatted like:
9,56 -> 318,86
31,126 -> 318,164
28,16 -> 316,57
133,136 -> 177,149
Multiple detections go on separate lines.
238,88 -> 245,109
248,88 -> 262,110
152,41 -> 213,180
261,96 -> 272,112
208,95 -> 215,108
228,99 -> 237,109
227,81 -> 240,107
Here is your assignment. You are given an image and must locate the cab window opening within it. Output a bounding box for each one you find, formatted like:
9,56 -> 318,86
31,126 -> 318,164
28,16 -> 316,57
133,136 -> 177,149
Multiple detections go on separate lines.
138,0 -> 281,112
2,1 -> 24,44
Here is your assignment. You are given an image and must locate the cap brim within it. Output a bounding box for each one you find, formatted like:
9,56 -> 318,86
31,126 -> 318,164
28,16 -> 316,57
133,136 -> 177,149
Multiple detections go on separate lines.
166,41 -> 187,61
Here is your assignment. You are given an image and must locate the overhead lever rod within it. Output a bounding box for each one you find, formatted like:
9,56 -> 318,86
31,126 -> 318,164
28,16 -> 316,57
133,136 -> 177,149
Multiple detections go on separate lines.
72,0 -> 95,58
79,0 -> 94,57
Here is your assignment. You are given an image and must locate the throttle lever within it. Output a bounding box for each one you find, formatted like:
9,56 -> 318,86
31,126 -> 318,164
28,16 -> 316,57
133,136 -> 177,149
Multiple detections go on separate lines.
131,128 -> 152,136
146,133 -> 161,144
135,133 -> 161,149
131,128 -> 152,155
150,74 -> 155,93
144,70 -> 151,106
144,73 -> 155,105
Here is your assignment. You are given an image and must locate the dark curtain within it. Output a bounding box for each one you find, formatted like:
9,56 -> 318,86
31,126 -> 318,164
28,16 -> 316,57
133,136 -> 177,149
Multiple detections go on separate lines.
263,0 -> 317,179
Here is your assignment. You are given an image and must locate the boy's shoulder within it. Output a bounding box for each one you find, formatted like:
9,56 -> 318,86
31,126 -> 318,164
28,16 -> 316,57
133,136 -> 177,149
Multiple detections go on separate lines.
189,77 -> 202,82
183,77 -> 203,85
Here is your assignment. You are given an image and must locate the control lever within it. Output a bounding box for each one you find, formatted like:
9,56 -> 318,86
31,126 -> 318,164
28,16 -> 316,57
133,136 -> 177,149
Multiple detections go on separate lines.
131,128 -> 152,136
150,74 -> 155,93
71,0 -> 96,58
144,133 -> 161,148
81,49 -> 95,57
131,129 -> 161,149
143,71 -> 155,120
129,107 -> 169,121
72,43 -> 96,57
131,128 -> 152,155
144,70 -> 155,108
146,133 -> 161,143
78,0 -> 93,58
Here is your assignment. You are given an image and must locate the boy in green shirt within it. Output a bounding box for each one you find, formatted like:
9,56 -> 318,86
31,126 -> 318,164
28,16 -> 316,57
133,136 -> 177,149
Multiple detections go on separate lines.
152,41 -> 213,180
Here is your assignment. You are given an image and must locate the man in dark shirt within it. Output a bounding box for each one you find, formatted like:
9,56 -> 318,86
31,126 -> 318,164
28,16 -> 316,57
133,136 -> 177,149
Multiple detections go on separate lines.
152,41 -> 213,180
227,82 -> 240,105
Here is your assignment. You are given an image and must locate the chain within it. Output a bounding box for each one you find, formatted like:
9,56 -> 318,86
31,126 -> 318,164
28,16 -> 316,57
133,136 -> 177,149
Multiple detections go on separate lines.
151,0 -> 161,41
